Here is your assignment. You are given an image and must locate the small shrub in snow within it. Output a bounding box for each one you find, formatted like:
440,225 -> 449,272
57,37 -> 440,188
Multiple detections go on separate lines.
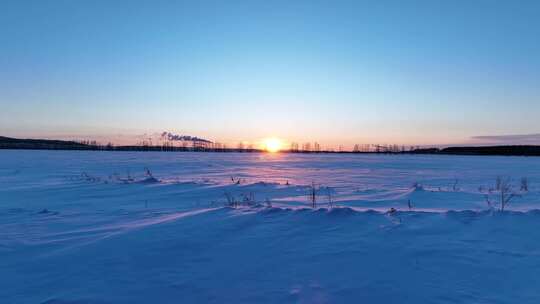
498,178 -> 519,211
495,176 -> 502,191
308,182 -> 318,208
144,167 -> 153,178
520,177 -> 529,192
452,178 -> 459,191
224,192 -> 237,208
325,187 -> 334,208
127,170 -> 134,182
241,192 -> 256,206
482,177 -> 521,212
80,172 -> 101,183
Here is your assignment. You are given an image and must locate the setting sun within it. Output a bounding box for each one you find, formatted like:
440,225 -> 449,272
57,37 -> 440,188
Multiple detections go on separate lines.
264,138 -> 283,153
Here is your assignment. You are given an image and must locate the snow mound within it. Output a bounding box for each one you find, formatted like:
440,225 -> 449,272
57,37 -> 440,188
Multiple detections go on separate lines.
4,206 -> 540,303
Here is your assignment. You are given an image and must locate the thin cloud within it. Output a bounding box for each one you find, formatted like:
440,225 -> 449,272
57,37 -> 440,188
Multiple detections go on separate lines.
470,134 -> 540,145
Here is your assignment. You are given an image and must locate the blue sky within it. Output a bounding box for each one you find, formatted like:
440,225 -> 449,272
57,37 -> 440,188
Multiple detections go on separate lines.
1,0 -> 539,147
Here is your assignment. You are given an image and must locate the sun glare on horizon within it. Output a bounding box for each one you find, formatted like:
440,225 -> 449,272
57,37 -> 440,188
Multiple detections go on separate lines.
264,138 -> 283,153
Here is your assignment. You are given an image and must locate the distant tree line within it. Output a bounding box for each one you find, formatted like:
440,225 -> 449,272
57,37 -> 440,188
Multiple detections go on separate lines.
288,142 -> 421,153
3,136 -> 540,156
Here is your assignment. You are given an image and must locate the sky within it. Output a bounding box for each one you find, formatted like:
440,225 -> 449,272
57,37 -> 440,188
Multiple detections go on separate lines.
1,0 -> 540,148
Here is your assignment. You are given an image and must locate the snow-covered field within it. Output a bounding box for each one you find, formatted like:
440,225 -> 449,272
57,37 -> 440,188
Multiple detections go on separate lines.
2,150 -> 540,303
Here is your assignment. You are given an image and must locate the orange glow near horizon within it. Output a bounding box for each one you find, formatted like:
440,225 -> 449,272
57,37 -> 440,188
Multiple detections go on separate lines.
264,138 -> 283,153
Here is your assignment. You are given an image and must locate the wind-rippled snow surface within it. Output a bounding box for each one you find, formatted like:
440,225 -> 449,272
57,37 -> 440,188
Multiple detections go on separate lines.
1,150 -> 540,303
